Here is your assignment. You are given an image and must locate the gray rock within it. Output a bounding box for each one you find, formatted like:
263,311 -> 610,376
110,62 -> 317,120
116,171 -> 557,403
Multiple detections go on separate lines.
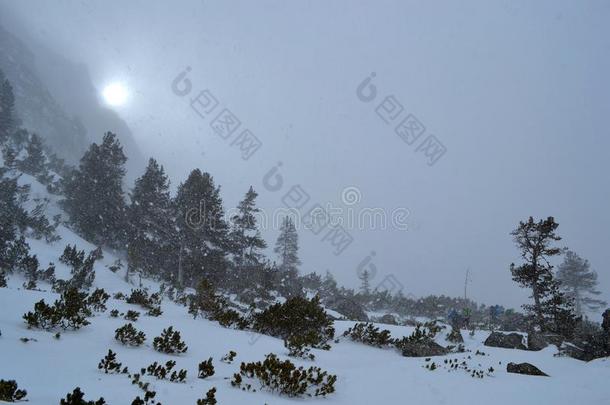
400,338 -> 449,357
506,362 -> 548,376
379,314 -> 397,325
527,332 -> 548,351
484,332 -> 526,350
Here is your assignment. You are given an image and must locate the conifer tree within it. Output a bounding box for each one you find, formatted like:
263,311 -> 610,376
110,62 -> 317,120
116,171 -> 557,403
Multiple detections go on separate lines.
509,216 -> 577,334
274,217 -> 300,275
274,217 -> 302,297
359,269 -> 371,296
0,70 -> 16,142
557,250 -> 607,315
18,133 -> 46,177
174,169 -> 229,286
62,132 -> 128,248
127,158 -> 175,280
229,186 -> 266,270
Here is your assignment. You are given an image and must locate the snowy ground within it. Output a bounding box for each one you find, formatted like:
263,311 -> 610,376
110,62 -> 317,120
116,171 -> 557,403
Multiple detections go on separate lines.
1,244 -> 609,404
1,182 -> 609,404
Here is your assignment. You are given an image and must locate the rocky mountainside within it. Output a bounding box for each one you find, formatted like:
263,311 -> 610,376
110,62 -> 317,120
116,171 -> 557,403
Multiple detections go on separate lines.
0,23 -> 141,167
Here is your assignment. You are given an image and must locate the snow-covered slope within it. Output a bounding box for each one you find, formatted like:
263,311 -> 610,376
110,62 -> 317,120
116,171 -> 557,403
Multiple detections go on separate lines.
1,177 -> 609,404
2,226 -> 609,404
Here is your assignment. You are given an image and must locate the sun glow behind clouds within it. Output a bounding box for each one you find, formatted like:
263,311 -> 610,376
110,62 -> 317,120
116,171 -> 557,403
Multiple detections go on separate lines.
102,82 -> 129,106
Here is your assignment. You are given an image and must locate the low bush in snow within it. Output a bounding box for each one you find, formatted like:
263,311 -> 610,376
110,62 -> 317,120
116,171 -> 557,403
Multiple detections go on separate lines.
87,288 -> 110,312
284,334 -> 316,360
23,287 -> 91,330
115,323 -> 146,346
342,322 -> 393,347
143,360 -> 187,383
231,353 -> 336,397
153,326 -> 188,354
98,349 -> 129,374
252,295 -> 334,348
0,379 -> 27,402
197,358 -> 215,379
196,387 -> 217,405
220,350 -> 237,364
59,387 -> 106,405
126,288 -> 162,313
124,310 -> 140,322
188,279 -> 248,329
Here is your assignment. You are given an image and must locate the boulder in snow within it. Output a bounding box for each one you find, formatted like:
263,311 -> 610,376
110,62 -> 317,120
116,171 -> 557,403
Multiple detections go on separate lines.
400,339 -> 449,357
506,362 -> 548,376
484,331 -> 526,350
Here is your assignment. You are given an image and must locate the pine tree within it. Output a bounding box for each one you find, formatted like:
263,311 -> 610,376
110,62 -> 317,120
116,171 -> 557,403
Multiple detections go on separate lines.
174,169 -> 229,286
18,133 -> 46,177
274,217 -> 300,274
557,250 -> 607,315
0,167 -> 31,273
127,158 -> 176,280
359,269 -> 371,296
229,186 -> 266,269
0,70 -> 16,142
509,216 -> 575,334
62,132 -> 128,248
274,217 -> 301,296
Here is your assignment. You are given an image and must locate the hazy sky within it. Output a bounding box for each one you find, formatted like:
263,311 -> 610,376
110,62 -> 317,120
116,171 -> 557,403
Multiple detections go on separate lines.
3,0 -> 609,311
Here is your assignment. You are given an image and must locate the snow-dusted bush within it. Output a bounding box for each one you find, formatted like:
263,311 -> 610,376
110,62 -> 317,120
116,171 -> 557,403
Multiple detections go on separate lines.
197,358 -> 215,379
59,387 -> 106,405
231,353 -> 336,397
0,379 -> 27,402
196,387 -> 217,405
188,279 -> 247,329
342,323 -> 393,347
98,349 -> 128,374
144,360 -> 187,383
220,350 -> 237,364
253,295 -> 334,348
126,288 -> 161,312
87,288 -> 110,312
23,287 -> 91,330
124,310 -> 140,322
115,323 -> 146,346
153,326 -> 188,354
284,334 -> 315,360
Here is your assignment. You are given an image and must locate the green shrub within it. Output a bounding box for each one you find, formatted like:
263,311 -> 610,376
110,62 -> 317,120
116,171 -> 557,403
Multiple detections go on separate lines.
23,299 -> 61,329
188,279 -> 247,328
0,271 -> 7,287
143,360 -> 187,383
196,387 -> 217,405
124,310 -> 140,322
127,289 -> 161,313
110,309 -> 119,317
342,323 -> 393,347
197,358 -> 215,379
23,287 -> 91,330
231,353 -> 336,397
60,387 -> 106,405
284,334 -> 315,360
98,349 -> 128,374
87,288 -> 110,312
220,350 -> 237,364
0,380 -> 27,402
153,326 -> 188,354
253,296 -> 334,348
115,323 -> 146,346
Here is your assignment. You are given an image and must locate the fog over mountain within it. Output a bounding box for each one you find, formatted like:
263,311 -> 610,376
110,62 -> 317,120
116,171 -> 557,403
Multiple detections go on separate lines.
2,0 -> 608,310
